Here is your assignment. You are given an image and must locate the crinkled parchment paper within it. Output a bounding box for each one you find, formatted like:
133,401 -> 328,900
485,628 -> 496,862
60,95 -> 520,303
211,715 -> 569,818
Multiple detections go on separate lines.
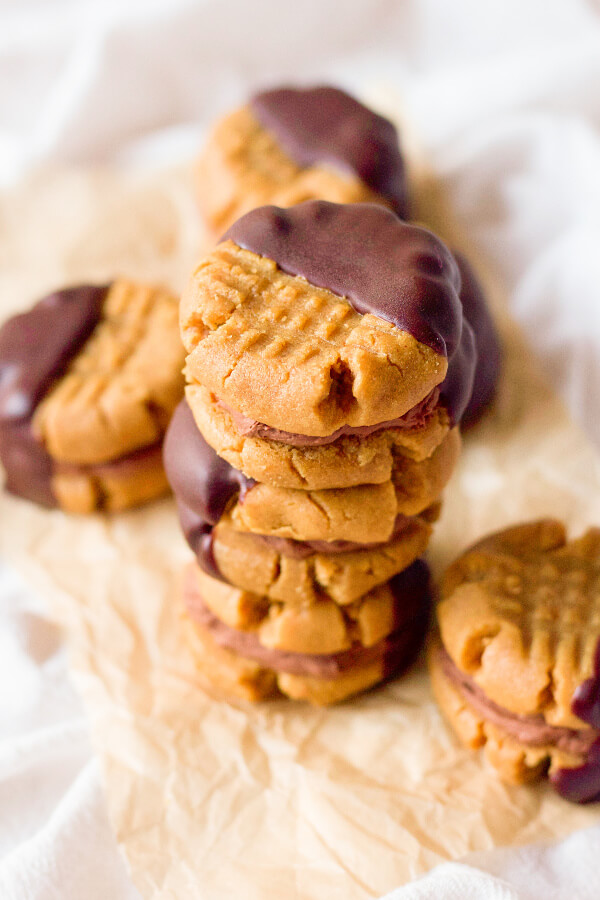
1,160 -> 599,900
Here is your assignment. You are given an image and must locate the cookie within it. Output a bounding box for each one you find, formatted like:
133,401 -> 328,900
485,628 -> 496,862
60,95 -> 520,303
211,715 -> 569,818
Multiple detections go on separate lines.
182,202 -> 475,439
0,280 -> 185,512
454,252 -> 502,427
195,86 -> 408,235
185,382 -> 451,489
202,513 -> 434,607
429,519 -> 600,803
185,561 -> 427,655
182,558 -> 431,705
164,400 -> 458,544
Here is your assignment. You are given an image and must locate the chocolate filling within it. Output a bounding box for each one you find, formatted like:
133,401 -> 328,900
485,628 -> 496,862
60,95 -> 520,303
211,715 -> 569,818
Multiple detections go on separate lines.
163,400 -> 427,581
454,253 -> 502,427
220,387 -> 441,447
0,285 -> 107,506
437,643 -> 600,803
248,513 -> 417,559
223,201 -> 476,424
185,559 -> 431,679
250,86 -> 408,218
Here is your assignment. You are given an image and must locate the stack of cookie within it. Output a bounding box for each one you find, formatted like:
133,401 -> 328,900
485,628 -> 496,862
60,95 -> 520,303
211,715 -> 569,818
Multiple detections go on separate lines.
164,200 -> 477,704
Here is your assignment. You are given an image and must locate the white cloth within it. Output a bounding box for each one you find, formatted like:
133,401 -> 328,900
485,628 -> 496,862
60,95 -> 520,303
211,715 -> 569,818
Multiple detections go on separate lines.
1,0 -> 600,897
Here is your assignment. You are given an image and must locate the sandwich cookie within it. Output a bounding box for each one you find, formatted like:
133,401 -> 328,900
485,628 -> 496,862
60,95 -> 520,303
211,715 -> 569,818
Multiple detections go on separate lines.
0,280 -> 185,513
196,85 -> 408,234
429,520 -> 600,803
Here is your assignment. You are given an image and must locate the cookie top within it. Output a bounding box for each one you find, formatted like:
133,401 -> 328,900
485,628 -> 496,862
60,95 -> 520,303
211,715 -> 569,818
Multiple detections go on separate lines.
195,87 -> 407,235
0,280 -> 185,506
250,86 -> 408,218
182,201 -> 475,436
437,519 -> 600,729
454,253 -> 502,426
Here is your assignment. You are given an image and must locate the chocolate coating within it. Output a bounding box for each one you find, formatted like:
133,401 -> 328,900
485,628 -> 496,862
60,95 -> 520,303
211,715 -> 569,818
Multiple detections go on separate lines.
164,400 -> 253,526
551,640 -> 600,803
163,400 -> 254,579
0,285 -> 107,506
454,253 -> 502,427
225,201 -> 475,424
251,86 -> 408,218
225,201 -> 461,355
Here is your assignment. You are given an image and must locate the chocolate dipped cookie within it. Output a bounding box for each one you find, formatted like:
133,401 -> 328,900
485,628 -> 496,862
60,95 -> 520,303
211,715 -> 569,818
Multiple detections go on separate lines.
196,85 -> 408,235
0,280 -> 185,513
183,558 -> 432,705
181,201 -> 476,442
163,401 -> 436,605
428,520 -> 600,803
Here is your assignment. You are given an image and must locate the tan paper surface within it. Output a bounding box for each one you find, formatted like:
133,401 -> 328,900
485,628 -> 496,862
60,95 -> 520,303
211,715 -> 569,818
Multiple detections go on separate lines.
1,163 -> 600,900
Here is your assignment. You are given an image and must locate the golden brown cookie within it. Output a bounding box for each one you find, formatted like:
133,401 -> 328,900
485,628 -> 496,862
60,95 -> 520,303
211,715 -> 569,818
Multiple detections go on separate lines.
208,512 -> 434,606
226,427 -> 459,539
162,401 -> 439,601
0,280 -> 184,512
186,382 -> 451,489
429,519 -> 600,803
182,558 -> 431,705
195,87 -> 408,235
186,563 -> 421,655
181,203 -> 476,437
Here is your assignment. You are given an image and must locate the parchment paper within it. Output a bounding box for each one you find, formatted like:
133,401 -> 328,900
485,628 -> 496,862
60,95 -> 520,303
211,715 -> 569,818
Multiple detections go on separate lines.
1,161 -> 600,900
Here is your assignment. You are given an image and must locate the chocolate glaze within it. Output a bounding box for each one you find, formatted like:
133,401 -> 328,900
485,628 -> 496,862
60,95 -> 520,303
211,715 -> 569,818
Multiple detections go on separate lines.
250,86 -> 408,218
222,388 -> 440,447
454,253 -> 502,427
224,202 -> 475,423
163,400 -> 254,580
225,201 -> 461,355
551,640 -> 600,803
185,559 -> 431,678
0,285 -> 107,506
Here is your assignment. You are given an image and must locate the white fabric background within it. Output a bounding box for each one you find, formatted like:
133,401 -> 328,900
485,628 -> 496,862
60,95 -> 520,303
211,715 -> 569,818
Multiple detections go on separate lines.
1,0 -> 600,896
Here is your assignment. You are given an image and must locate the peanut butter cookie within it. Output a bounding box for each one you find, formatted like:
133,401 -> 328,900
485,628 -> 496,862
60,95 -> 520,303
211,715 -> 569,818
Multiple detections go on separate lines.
185,382 -> 451,489
0,280 -> 185,512
428,519 -> 600,803
164,400 -> 458,544
195,86 -> 408,235
183,558 -> 431,705
181,201 -> 476,437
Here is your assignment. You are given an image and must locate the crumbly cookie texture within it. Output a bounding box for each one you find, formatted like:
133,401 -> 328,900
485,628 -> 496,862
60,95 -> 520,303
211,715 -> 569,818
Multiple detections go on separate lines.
184,611 -> 417,706
227,427 -> 459,541
195,106 -> 386,236
181,241 -> 446,437
211,512 -> 433,606
189,564 -> 408,655
186,383 -> 451,489
34,279 -> 185,465
428,637 -> 587,784
51,445 -> 169,514
438,519 -> 600,728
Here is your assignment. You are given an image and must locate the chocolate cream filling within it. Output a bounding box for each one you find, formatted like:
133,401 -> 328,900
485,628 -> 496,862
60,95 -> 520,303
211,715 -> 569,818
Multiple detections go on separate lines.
223,201 -> 476,426
163,400 -> 429,581
184,559 -> 431,679
250,86 -> 408,219
218,387 -> 441,448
